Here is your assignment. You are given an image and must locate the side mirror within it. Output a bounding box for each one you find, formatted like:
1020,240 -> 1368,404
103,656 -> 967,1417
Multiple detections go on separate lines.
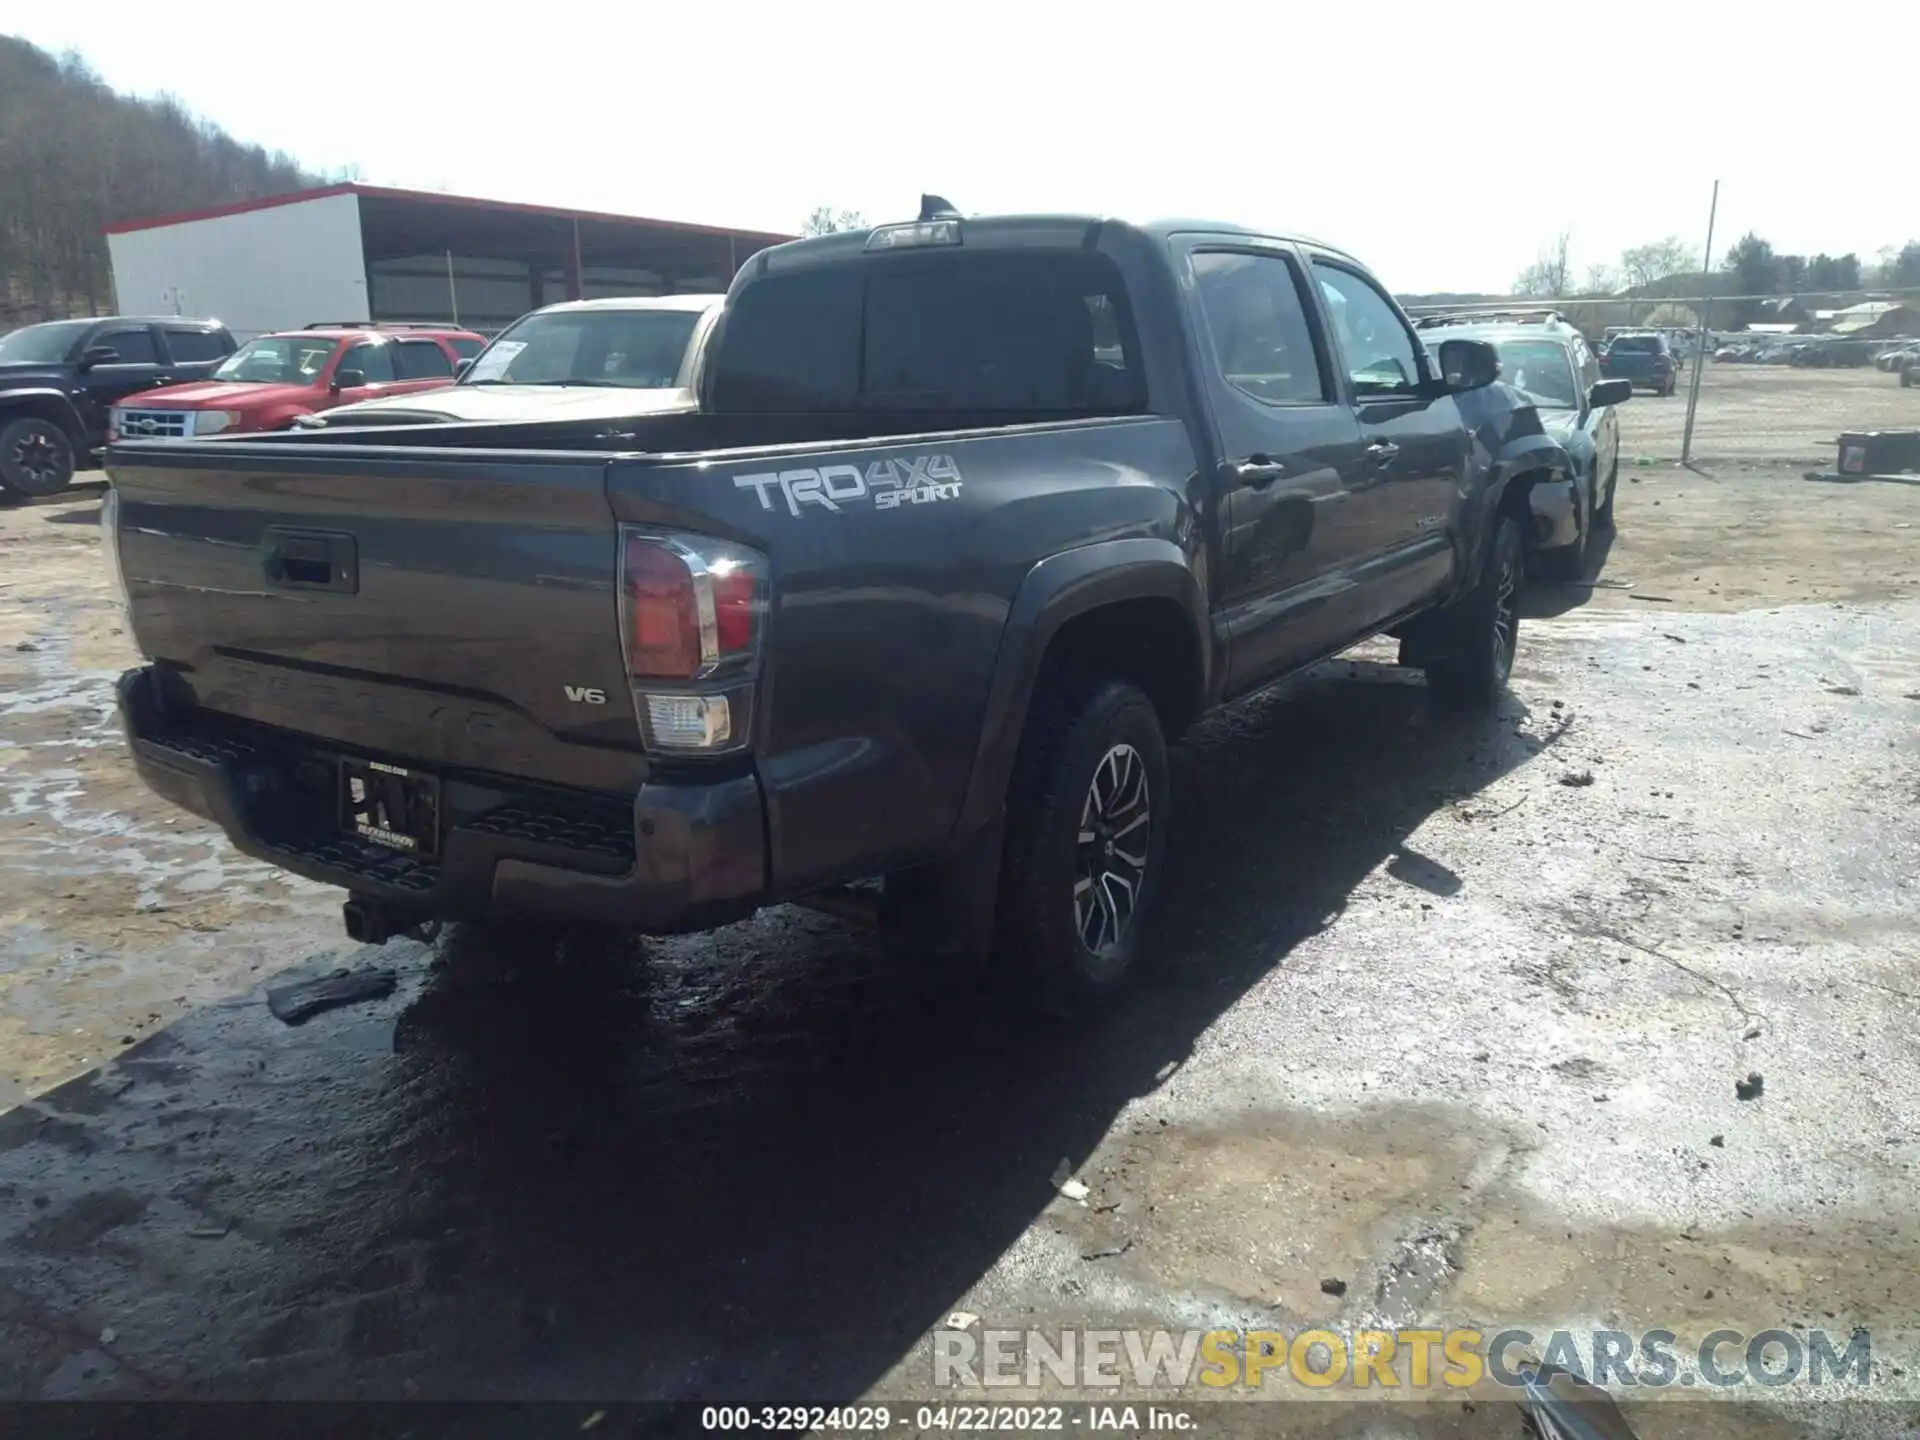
1436,337 -> 1501,392
1588,378 -> 1634,409
331,368 -> 366,393
453,358 -> 473,379
79,345 -> 120,370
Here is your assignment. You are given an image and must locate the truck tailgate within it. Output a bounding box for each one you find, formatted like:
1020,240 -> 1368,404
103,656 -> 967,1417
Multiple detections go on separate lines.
109,442 -> 646,794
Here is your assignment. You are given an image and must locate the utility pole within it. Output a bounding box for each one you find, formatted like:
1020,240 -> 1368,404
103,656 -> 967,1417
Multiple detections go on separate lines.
1681,180 -> 1720,467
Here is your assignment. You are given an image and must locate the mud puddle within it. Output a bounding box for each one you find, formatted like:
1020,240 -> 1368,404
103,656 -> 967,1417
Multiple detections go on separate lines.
0,622 -> 335,1109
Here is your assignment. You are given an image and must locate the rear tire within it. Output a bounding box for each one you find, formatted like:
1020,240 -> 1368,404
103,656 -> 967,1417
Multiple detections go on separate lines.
995,678 -> 1169,1016
0,416 -> 76,498
1425,515 -> 1524,709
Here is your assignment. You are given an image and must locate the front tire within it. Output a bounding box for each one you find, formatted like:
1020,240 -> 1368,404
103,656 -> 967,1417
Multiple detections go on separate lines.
995,679 -> 1169,1015
1593,457 -> 1619,529
0,416 -> 76,498
1424,515 -> 1524,709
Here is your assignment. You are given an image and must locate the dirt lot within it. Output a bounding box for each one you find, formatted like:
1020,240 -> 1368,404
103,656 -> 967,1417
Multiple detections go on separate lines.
1566,364 -> 1920,613
0,367 -> 1916,1432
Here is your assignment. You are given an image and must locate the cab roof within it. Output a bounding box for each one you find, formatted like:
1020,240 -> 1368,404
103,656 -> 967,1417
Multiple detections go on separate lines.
260,325 -> 483,341
746,213 -> 1363,271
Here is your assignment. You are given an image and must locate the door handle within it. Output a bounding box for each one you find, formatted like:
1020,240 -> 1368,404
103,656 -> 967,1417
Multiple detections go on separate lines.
1233,457 -> 1287,486
1365,440 -> 1401,464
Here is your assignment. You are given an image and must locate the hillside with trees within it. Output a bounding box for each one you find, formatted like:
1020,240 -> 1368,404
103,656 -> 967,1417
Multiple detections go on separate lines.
0,35 -> 332,325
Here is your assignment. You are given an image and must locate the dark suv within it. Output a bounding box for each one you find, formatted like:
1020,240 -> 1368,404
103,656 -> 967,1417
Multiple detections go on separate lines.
1599,331 -> 1678,396
0,316 -> 237,498
1417,309 -> 1632,580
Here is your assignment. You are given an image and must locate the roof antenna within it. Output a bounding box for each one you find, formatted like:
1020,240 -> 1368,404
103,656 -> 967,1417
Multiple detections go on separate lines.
919,194 -> 960,221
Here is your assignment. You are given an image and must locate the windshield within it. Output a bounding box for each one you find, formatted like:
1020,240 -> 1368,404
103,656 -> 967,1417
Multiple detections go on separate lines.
214,336 -> 340,383
0,320 -> 92,365
1610,335 -> 1660,353
1494,338 -> 1579,408
463,308 -> 702,388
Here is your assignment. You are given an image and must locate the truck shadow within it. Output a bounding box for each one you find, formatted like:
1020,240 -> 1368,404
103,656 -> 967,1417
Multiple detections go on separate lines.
0,659 -> 1554,1402
1523,525 -> 1619,619
383,661 -> 1553,1399
2,481 -> 107,517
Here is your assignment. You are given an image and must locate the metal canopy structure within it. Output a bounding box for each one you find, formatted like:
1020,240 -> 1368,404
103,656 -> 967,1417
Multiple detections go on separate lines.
107,183 -> 796,335
347,185 -> 791,289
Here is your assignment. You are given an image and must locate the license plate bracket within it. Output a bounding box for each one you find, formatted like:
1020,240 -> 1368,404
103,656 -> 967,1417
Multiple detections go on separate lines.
339,757 -> 441,859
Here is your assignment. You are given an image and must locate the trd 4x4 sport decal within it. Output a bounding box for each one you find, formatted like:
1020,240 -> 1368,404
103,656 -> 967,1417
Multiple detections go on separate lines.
733,454 -> 963,518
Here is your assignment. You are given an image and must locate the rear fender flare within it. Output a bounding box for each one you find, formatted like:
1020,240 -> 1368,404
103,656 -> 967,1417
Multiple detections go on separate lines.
0,390 -> 86,448
953,537 -> 1207,840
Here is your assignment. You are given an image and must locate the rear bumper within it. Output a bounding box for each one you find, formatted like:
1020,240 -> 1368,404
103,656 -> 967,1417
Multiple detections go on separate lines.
1603,367 -> 1669,388
1527,475 -> 1580,550
116,666 -> 768,933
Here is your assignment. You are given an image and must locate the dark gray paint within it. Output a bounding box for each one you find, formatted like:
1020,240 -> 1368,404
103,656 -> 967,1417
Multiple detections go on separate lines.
106,215 -> 1562,929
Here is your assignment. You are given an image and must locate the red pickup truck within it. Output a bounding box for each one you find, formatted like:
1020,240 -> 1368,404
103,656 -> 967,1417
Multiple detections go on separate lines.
109,323 -> 486,440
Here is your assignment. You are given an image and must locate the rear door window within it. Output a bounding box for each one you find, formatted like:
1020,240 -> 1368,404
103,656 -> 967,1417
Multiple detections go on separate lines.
710,251 -> 1145,414
162,328 -> 228,363
395,341 -> 455,379
339,342 -> 396,383
1191,250 -> 1330,404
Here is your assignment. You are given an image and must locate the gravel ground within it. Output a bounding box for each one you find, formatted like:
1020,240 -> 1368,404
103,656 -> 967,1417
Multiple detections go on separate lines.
0,368 -> 1916,1434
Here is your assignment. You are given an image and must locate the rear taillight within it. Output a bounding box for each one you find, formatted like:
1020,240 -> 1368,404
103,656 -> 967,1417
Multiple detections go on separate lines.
618,530 -> 768,753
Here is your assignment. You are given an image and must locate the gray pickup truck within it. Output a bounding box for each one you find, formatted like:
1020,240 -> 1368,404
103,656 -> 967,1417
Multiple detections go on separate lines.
106,203 -> 1567,1011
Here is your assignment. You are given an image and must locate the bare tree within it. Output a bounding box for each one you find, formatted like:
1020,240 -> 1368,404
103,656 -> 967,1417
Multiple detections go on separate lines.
1580,263 -> 1620,296
1643,302 -> 1699,328
1512,231 -> 1573,298
801,206 -> 867,237
1618,236 -> 1696,295
1882,241 -> 1920,289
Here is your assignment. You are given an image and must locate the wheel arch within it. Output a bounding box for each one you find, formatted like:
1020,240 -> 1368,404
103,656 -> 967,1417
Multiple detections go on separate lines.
0,391 -> 87,448
953,537 -> 1207,843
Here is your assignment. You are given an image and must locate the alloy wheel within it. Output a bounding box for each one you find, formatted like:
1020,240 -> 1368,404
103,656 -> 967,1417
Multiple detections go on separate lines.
1074,743 -> 1151,957
1492,543 -> 1520,683
6,427 -> 71,493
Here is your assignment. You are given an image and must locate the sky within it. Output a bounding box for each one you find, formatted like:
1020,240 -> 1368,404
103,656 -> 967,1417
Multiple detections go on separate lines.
9,2 -> 1913,295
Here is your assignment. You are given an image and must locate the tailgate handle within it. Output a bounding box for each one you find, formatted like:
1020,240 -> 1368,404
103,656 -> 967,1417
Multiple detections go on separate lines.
263,528 -> 358,594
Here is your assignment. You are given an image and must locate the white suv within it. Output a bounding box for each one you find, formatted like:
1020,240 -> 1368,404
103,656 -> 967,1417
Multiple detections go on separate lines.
312,294 -> 723,428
